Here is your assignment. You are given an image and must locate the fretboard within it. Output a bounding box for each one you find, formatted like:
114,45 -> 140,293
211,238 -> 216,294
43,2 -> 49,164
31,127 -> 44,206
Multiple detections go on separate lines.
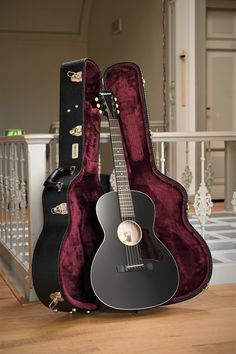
108,118 -> 135,219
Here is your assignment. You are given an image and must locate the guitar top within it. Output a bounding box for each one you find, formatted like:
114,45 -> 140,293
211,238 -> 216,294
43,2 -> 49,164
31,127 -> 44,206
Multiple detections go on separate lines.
90,92 -> 179,310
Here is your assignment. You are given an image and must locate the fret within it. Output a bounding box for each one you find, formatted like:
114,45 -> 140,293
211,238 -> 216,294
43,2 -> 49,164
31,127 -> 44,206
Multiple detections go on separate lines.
119,200 -> 133,204
117,190 -> 132,193
118,199 -> 134,203
118,203 -> 134,206
118,202 -> 133,205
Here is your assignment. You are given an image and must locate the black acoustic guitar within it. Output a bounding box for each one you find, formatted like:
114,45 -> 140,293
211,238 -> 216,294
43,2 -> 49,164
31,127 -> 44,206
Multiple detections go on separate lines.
90,92 -> 179,311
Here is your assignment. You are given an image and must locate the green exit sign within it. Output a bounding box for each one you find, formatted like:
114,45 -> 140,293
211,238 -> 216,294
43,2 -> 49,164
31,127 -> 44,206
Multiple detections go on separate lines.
3,129 -> 25,136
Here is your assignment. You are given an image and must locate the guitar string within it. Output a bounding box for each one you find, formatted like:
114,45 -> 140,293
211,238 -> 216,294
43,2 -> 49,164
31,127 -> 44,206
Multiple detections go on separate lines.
109,118 -> 137,266
110,120 -> 134,266
111,119 -> 142,266
109,116 -> 142,266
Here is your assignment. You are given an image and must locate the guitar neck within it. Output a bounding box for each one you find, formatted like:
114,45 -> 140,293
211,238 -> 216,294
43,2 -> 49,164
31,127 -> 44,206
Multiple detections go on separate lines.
108,114 -> 135,220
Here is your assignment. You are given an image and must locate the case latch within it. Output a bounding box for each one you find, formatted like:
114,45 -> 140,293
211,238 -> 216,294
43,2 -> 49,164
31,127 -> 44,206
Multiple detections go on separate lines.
49,291 -> 64,310
51,203 -> 68,215
67,71 -> 83,83
69,125 -> 82,136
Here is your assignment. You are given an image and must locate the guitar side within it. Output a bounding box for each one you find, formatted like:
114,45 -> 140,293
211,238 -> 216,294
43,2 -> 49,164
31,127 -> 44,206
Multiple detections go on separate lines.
91,190 -> 179,310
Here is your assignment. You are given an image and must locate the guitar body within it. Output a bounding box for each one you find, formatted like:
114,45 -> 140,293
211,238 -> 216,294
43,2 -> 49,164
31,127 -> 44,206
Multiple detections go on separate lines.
91,190 -> 179,310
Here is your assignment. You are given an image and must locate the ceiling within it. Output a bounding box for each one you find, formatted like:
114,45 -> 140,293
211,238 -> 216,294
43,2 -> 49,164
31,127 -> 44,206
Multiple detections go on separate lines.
0,0 -> 91,36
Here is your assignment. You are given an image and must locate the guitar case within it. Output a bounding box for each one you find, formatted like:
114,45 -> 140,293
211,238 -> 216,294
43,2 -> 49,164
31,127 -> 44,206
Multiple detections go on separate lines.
32,58 -> 103,312
33,58 -> 212,311
103,62 -> 212,304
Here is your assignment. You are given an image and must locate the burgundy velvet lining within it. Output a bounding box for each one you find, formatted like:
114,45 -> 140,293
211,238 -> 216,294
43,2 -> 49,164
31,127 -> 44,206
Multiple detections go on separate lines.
104,63 -> 212,303
59,61 -> 103,310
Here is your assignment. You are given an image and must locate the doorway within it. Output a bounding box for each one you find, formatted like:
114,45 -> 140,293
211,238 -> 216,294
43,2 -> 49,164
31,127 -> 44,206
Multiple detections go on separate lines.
206,4 -> 236,200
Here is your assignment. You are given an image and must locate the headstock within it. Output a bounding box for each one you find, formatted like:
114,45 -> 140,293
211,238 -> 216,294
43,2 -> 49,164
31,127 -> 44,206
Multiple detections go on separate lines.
95,91 -> 120,120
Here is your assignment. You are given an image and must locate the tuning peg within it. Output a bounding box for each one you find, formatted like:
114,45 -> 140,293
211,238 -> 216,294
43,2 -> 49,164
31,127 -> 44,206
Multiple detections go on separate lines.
95,97 -> 99,102
99,110 -> 103,115
117,110 -> 120,115
96,103 -> 101,108
115,103 -> 119,108
114,97 -> 118,102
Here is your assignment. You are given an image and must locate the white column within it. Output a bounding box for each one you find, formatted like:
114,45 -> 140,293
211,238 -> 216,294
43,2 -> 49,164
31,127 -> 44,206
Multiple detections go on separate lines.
175,0 -> 196,195
26,135 -> 52,301
25,135 -> 52,254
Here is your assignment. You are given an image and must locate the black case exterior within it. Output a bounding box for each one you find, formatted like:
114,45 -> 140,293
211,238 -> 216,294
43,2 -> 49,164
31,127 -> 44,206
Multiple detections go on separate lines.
32,59 -> 103,312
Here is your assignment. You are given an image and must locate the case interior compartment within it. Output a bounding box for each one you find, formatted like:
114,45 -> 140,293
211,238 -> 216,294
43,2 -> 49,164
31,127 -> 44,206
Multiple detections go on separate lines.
104,62 -> 212,303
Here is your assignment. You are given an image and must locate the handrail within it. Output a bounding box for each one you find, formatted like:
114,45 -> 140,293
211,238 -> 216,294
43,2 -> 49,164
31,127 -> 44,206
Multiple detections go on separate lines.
100,131 -> 236,143
2,131 -> 235,144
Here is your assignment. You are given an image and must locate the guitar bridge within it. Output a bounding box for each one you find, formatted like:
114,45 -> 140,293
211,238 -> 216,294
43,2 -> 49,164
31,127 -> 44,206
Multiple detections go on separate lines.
117,262 -> 153,273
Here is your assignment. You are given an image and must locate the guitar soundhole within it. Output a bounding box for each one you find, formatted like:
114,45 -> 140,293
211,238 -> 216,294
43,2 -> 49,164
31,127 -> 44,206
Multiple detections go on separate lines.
117,220 -> 142,246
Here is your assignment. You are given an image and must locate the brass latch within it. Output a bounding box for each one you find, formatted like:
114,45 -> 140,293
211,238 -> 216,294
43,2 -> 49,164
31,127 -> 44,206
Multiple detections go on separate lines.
51,203 -> 68,215
67,71 -> 83,83
49,291 -> 64,310
69,125 -> 82,136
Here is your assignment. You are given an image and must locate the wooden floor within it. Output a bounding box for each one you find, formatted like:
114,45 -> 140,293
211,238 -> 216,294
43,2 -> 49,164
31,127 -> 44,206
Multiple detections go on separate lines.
0,277 -> 235,354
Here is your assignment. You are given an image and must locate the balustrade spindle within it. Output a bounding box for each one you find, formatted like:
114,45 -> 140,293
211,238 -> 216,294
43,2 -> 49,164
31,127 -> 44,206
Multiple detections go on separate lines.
9,144 -> 16,249
160,142 -> 165,174
181,141 -> 193,192
14,144 -> 21,257
4,144 -> 10,245
193,141 -> 213,237
232,191 -> 236,214
154,141 -> 160,169
0,145 -> 4,241
48,142 -> 53,175
20,144 -> 27,264
205,142 -> 214,192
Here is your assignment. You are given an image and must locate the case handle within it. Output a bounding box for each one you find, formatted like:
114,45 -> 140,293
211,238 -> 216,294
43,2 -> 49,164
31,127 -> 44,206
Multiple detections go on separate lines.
44,166 -> 76,191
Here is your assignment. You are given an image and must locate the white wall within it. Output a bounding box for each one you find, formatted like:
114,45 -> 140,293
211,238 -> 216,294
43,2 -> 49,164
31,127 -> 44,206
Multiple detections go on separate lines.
88,0 -> 164,127
174,0 -> 196,193
0,0 -> 89,134
0,0 -> 164,136
0,35 -> 86,133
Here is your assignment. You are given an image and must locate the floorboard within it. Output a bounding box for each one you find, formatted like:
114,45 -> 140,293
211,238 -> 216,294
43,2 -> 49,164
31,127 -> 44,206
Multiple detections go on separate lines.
0,276 -> 235,354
